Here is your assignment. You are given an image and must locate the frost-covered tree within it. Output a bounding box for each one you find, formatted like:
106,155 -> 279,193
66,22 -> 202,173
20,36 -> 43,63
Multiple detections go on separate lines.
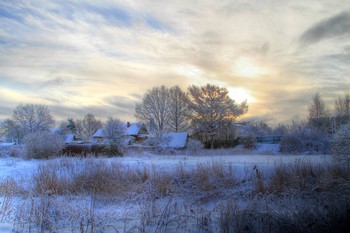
104,117 -> 126,143
0,119 -> 22,143
308,93 -> 331,132
335,94 -> 350,126
169,86 -> 190,132
331,124 -> 350,167
81,113 -> 102,139
135,85 -> 171,133
66,118 -> 77,134
24,131 -> 63,159
308,93 -> 328,120
335,94 -> 350,118
187,84 -> 248,148
12,104 -> 55,142
103,117 -> 126,156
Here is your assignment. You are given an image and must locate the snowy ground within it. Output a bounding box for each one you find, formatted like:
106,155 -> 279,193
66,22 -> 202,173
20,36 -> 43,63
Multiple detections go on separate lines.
0,145 -> 335,232
0,144 -> 330,182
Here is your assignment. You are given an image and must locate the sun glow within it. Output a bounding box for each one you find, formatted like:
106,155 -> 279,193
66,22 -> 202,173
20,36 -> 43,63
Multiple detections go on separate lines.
232,57 -> 265,77
228,87 -> 254,104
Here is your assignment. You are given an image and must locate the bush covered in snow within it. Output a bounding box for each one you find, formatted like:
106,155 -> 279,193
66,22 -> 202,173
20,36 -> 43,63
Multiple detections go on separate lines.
280,128 -> 330,154
240,134 -> 257,149
24,131 -> 64,159
331,124 -> 350,166
185,139 -> 204,154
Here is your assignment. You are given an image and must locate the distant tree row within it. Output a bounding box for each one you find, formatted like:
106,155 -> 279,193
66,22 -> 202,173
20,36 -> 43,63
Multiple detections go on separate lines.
0,104 -> 54,144
308,92 -> 350,133
0,83 -> 248,149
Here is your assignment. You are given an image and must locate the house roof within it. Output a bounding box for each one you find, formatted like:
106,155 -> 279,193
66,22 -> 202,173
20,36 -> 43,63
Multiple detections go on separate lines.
64,134 -> 76,144
92,128 -> 104,138
92,123 -> 148,138
161,132 -> 188,149
125,123 -> 147,135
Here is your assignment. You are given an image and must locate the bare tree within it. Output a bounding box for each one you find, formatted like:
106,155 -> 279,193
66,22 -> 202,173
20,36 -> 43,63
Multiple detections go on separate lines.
335,94 -> 350,125
188,84 -> 248,148
81,113 -> 102,140
0,119 -> 22,143
103,117 -> 126,143
103,116 -> 126,156
308,93 -> 330,132
66,118 -> 77,134
135,85 -> 171,133
169,86 -> 190,132
331,123 -> 350,167
12,104 -> 55,142
308,93 -> 328,120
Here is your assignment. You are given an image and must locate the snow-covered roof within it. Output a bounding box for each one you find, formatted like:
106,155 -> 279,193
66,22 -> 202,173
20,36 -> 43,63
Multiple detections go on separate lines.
64,134 -> 76,144
92,128 -> 104,138
92,123 -> 148,139
125,123 -> 148,135
161,132 -> 188,149
0,142 -> 16,147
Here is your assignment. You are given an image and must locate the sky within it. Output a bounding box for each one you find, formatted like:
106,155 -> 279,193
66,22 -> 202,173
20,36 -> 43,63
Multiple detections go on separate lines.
0,0 -> 349,126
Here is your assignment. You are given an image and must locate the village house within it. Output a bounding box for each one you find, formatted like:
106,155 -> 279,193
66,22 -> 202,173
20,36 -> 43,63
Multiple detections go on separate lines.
92,122 -> 149,145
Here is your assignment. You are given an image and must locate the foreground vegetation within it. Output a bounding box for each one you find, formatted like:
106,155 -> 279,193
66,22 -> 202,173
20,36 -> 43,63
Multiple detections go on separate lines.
0,153 -> 349,233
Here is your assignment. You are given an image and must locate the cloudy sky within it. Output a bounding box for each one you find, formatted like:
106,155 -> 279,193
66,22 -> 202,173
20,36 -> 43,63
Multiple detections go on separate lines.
0,0 -> 349,125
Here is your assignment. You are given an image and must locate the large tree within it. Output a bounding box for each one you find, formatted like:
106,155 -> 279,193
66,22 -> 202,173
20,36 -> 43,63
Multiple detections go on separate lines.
187,84 -> 248,148
81,113 -> 102,139
169,86 -> 190,132
135,85 -> 171,133
12,104 -> 55,141
0,119 -> 22,143
308,93 -> 328,120
308,93 -> 330,132
335,93 -> 350,125
103,117 -> 126,143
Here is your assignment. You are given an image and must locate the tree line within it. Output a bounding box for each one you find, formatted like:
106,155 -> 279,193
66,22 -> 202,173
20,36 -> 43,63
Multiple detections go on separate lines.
0,85 -> 348,151
0,84 -> 248,149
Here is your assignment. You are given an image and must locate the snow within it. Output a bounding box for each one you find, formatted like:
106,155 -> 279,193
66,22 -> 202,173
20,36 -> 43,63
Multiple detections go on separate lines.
0,143 -> 16,147
161,132 -> 188,148
92,128 -> 104,138
0,148 -> 332,232
0,223 -> 12,233
0,153 -> 330,183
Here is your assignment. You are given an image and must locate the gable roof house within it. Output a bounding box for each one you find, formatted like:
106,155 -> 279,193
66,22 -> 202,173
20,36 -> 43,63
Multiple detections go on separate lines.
64,133 -> 82,144
125,122 -> 148,136
92,122 -> 149,145
92,129 -> 105,144
160,132 -> 189,149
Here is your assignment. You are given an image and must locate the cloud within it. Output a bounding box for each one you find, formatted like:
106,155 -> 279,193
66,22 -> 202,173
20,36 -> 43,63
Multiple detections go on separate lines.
37,77 -> 65,89
0,0 -> 349,125
300,11 -> 350,45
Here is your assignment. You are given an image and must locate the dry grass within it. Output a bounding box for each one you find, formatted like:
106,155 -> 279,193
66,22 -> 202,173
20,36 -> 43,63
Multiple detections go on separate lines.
31,158 -> 239,202
3,156 -> 350,232
266,160 -> 350,194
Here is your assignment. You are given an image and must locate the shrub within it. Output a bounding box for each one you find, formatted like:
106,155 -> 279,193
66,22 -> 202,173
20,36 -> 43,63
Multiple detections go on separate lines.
280,134 -> 303,153
280,128 -> 330,154
240,134 -> 257,149
24,131 -> 64,159
331,124 -> 350,167
186,139 -> 204,154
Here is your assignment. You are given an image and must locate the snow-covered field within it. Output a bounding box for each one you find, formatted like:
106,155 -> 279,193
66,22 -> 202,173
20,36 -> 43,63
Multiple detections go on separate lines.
0,145 -> 345,233
0,152 -> 330,182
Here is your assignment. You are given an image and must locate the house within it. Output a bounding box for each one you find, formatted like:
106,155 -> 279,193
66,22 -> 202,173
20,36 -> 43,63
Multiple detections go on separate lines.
125,122 -> 149,143
92,122 -> 149,145
160,132 -> 189,149
92,128 -> 104,144
64,133 -> 82,144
